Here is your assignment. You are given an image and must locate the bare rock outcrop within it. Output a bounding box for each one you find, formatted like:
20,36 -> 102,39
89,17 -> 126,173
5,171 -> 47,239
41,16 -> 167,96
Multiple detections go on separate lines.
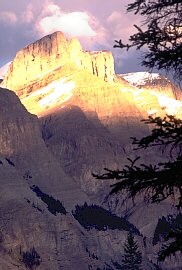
81,50 -> 114,82
121,72 -> 182,98
0,87 -> 88,210
0,87 -> 41,156
3,31 -> 114,92
1,31 -> 182,269
0,86 -> 116,269
0,87 -> 150,270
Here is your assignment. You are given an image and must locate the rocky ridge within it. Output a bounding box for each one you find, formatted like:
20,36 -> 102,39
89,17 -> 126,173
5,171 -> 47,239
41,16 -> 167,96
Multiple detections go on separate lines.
0,87 -> 89,210
0,87 -> 135,270
3,32 -> 114,93
0,32 -> 182,269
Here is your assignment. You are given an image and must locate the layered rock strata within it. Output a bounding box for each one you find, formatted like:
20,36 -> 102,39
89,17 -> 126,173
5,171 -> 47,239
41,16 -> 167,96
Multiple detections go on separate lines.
4,31 -> 114,92
1,31 -> 182,269
0,87 -> 88,210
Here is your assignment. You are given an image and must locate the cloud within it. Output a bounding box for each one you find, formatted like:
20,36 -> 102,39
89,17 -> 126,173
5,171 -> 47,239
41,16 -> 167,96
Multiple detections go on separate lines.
33,2 -> 110,51
104,10 -> 145,72
0,0 -> 144,73
36,3 -> 96,38
106,11 -> 141,43
107,11 -> 122,23
21,4 -> 34,23
0,11 -> 17,25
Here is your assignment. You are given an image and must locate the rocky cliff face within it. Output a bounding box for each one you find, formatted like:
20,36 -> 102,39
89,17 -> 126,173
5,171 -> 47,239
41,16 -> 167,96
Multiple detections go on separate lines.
0,87 -> 41,156
121,72 -> 182,99
118,72 -> 182,118
0,87 -> 126,269
0,87 -> 88,210
0,87 -> 153,270
3,31 -> 114,92
1,32 -> 182,269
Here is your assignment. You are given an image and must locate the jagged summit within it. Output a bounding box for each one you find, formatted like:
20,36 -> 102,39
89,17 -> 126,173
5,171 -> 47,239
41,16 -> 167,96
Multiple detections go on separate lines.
121,72 -> 161,87
3,31 -> 114,92
119,72 -> 182,117
1,31 -> 181,120
0,32 -> 182,270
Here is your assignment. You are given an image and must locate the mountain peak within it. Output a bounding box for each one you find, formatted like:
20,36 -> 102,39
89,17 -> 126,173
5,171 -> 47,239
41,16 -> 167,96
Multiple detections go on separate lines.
3,31 -> 115,92
121,72 -> 161,87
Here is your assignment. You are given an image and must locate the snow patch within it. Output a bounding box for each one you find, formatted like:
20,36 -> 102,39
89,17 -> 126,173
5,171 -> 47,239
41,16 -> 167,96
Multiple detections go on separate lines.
120,85 -> 182,116
121,72 -> 160,86
38,78 -> 74,107
0,62 -> 11,79
156,94 -> 182,115
23,77 -> 75,108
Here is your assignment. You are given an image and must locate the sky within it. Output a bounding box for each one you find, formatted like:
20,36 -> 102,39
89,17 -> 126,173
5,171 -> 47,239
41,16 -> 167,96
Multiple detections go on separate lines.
0,0 -> 145,74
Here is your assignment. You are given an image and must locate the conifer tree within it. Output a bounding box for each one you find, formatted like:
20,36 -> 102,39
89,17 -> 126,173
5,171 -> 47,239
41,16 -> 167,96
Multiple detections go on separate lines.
93,115 -> 182,260
122,233 -> 142,270
114,0 -> 182,82
94,0 -> 182,261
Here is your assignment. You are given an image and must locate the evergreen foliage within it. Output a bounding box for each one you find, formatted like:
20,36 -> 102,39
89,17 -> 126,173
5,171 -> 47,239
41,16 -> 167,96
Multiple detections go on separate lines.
153,214 -> 182,245
72,203 -> 139,234
31,185 -> 67,215
21,247 -> 41,269
93,115 -> 182,260
93,114 -> 182,260
111,260 -> 123,269
97,267 -> 114,270
114,0 -> 182,82
94,0 -> 182,264
153,216 -> 172,245
121,233 -> 142,270
158,227 -> 182,261
93,115 -> 182,209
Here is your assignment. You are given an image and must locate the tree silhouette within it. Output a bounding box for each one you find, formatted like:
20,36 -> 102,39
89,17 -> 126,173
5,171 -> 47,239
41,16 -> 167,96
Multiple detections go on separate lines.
94,0 -> 182,262
121,233 -> 142,270
21,247 -> 41,269
30,185 -> 67,215
93,116 -> 182,260
114,0 -> 182,82
72,203 -> 139,234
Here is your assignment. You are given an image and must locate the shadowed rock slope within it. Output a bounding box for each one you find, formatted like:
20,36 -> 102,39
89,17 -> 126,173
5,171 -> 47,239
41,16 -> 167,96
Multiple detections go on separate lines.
0,87 -> 88,210
1,87 -> 151,270
1,31 -> 182,269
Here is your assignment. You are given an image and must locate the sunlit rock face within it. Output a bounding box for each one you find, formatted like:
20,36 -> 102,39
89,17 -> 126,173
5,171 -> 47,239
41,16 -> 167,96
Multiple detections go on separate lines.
0,89 -> 179,269
4,31 -> 114,92
0,61 -> 11,82
81,50 -> 114,82
2,31 -> 182,196
119,72 -> 182,118
0,87 -> 149,270
3,32 -> 181,120
1,32 -> 182,269
2,32 -> 182,196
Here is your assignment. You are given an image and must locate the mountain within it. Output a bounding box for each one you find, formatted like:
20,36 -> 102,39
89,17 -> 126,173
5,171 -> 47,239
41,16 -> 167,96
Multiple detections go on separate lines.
0,86 -> 132,270
3,31 -> 114,92
0,31 -> 181,269
0,62 -> 11,83
119,72 -> 182,117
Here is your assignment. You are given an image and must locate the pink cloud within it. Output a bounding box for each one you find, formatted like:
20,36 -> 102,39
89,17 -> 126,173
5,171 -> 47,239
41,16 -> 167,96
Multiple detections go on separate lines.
106,11 -> 141,43
21,4 -> 34,23
35,3 -> 96,38
0,11 -> 17,25
33,2 -> 110,51
0,0 -> 143,73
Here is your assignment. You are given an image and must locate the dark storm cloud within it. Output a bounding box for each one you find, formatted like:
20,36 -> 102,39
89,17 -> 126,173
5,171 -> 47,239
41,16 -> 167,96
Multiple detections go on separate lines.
0,0 -> 145,73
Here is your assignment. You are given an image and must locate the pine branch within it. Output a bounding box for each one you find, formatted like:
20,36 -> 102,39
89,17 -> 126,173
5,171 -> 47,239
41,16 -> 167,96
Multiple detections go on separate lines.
115,0 -> 182,81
